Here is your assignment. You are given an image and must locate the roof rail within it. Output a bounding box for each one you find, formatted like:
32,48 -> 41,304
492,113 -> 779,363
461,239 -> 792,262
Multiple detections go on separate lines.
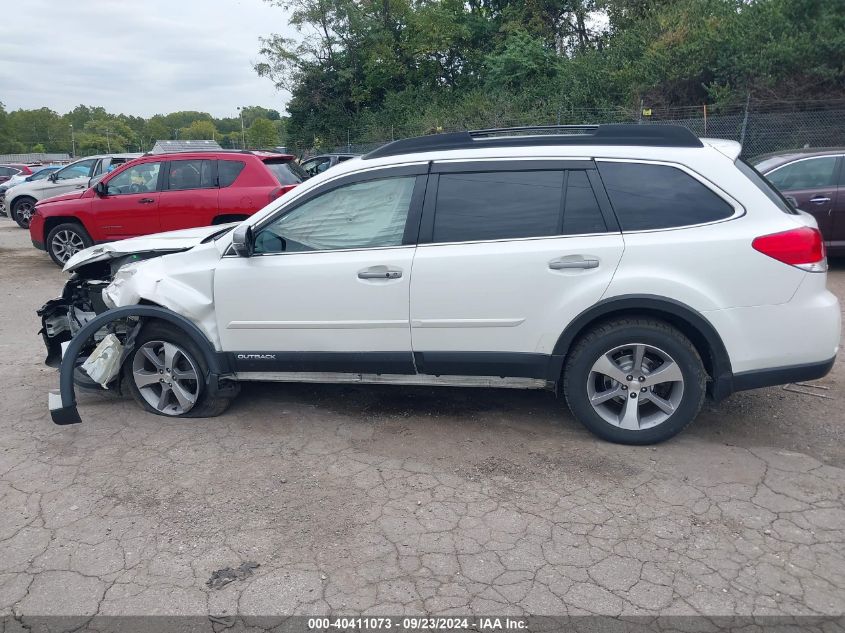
363,124 -> 703,160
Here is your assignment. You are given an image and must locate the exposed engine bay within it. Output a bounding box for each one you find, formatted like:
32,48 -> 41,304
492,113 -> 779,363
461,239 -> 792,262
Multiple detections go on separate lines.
37,252 -> 177,369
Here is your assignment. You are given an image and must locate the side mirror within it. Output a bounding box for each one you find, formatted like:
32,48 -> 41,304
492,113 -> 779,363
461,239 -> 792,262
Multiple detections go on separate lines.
48,172 -> 58,182
94,181 -> 107,196
231,224 -> 255,257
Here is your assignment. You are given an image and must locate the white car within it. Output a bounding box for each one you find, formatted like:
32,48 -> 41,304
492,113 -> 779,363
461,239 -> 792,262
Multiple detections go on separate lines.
42,125 -> 840,444
7,153 -> 140,228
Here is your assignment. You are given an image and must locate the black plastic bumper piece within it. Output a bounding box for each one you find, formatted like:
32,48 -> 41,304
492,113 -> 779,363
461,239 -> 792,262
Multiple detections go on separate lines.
48,391 -> 82,425
50,305 -> 230,426
731,357 -> 836,393
32,239 -> 45,251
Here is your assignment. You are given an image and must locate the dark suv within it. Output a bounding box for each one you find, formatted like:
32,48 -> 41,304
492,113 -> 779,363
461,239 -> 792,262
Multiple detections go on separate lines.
30,150 -> 308,266
752,149 -> 845,255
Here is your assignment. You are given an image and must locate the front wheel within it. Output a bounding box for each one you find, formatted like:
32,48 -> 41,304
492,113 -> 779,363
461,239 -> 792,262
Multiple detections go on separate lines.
46,223 -> 93,267
123,321 -> 234,418
11,197 -> 37,228
563,318 -> 706,445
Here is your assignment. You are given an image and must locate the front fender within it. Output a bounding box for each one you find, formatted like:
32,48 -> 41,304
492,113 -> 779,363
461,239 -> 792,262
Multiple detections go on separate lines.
49,305 -> 231,425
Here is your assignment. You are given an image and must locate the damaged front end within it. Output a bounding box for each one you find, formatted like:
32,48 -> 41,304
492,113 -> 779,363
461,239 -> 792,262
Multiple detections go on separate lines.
40,224 -> 238,424
37,254 -> 172,369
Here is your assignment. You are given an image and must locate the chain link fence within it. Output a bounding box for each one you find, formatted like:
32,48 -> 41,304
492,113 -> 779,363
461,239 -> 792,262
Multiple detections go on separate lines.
321,100 -> 845,159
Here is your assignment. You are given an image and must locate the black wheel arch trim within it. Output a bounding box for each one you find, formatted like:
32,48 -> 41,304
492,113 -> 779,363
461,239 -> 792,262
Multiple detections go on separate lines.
549,294 -> 734,399
49,305 -> 231,425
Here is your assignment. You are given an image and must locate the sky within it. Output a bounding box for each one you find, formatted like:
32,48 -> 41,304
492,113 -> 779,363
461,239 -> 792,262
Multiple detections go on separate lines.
0,0 -> 295,118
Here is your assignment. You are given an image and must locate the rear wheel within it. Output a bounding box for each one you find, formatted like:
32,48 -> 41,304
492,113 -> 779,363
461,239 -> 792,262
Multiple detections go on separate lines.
46,222 -> 93,266
123,321 -> 234,418
11,196 -> 36,228
563,318 -> 706,445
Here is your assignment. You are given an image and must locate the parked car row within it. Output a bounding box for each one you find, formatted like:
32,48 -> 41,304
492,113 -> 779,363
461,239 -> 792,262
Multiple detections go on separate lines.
40,125 -> 840,447
28,150 -> 309,265
8,144 -> 838,273
0,164 -> 62,215
4,150 -> 363,267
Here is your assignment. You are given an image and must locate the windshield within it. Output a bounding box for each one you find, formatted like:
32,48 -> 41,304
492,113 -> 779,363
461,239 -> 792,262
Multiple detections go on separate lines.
264,159 -> 308,185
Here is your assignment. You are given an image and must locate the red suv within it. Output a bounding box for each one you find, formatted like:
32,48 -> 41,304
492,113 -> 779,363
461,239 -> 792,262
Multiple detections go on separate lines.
30,151 -> 308,266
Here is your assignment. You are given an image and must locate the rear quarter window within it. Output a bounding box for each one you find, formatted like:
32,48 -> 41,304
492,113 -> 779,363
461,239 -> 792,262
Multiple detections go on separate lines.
218,160 -> 246,187
597,162 -> 735,231
734,159 -> 798,215
264,159 -> 308,186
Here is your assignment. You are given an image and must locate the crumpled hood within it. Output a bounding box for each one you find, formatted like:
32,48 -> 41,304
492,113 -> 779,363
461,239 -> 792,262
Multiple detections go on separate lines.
64,223 -> 237,272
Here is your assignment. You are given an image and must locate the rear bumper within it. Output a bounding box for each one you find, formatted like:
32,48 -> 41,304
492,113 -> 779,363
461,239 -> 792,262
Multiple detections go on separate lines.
731,356 -> 835,392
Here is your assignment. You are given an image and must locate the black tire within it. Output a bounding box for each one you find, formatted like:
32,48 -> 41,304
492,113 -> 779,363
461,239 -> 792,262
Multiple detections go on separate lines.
563,317 -> 707,445
45,222 -> 93,267
11,196 -> 37,228
123,321 -> 235,418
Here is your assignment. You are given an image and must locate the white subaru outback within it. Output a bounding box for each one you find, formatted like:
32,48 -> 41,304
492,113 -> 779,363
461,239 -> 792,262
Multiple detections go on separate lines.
41,125 -> 840,444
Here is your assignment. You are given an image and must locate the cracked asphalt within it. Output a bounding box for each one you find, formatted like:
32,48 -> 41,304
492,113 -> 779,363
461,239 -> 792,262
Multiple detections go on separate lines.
1,223 -> 844,620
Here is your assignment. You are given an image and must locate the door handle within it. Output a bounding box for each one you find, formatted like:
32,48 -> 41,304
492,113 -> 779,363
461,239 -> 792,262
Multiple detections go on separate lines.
810,196 -> 831,205
549,256 -> 599,270
358,268 -> 402,279
138,198 -> 155,204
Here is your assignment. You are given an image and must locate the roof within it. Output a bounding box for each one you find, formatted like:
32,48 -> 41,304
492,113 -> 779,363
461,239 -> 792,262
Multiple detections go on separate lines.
363,125 -> 703,160
138,149 -> 294,160
149,140 -> 223,154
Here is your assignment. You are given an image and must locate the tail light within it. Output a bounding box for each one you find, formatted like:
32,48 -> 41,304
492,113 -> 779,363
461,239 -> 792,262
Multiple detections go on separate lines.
268,185 -> 296,203
752,227 -> 826,272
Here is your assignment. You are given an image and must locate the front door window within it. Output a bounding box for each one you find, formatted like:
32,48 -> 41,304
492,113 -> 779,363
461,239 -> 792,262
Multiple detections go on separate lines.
105,163 -> 162,195
254,176 -> 416,253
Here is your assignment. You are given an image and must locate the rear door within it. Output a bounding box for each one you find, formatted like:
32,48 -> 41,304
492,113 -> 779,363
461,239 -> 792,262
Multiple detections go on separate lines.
409,161 -> 624,380
766,156 -> 840,241
158,159 -> 218,232
91,160 -> 163,238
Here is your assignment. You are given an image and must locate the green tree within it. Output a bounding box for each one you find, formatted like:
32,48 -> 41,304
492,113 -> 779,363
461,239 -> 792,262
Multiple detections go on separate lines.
248,118 -> 278,148
180,120 -> 218,140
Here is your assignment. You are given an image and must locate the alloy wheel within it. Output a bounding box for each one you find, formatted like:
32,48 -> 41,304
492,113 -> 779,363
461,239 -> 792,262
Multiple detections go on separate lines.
50,230 -> 86,263
132,340 -> 201,415
586,343 -> 685,431
15,200 -> 34,226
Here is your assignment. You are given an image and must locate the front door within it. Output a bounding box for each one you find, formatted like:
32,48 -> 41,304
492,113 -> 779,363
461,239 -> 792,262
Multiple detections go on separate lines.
410,164 -> 624,379
214,170 -> 426,375
91,161 -> 163,239
767,155 -> 841,243
43,158 -> 98,198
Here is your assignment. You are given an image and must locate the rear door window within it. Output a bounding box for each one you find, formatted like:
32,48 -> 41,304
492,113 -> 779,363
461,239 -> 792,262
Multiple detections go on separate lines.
432,171 -> 564,243
265,159 -> 308,185
166,159 -> 215,190
766,157 -> 838,190
597,162 -> 734,231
